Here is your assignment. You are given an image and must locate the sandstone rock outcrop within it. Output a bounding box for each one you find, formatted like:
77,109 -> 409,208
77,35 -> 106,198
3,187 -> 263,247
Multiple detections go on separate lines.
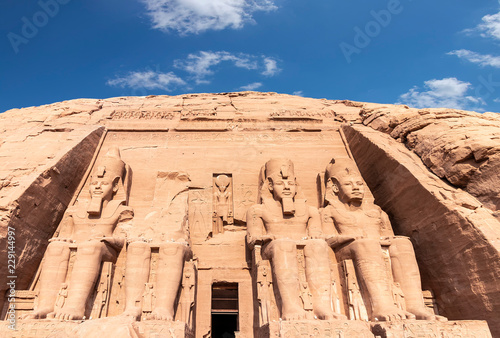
360,106 -> 500,213
0,92 -> 498,337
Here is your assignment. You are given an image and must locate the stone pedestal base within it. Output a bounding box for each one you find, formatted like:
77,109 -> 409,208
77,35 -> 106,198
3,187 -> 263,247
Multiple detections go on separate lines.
1,319 -> 193,338
0,320 -> 80,338
371,320 -> 492,338
133,320 -> 194,338
258,320 -> 374,338
258,320 -> 492,338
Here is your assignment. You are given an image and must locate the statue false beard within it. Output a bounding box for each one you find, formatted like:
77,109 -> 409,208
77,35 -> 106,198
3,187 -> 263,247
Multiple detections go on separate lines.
282,196 -> 295,215
87,195 -> 103,216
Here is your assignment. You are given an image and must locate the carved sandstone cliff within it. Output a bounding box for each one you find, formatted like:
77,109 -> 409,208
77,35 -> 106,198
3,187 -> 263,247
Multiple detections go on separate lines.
0,92 -> 499,337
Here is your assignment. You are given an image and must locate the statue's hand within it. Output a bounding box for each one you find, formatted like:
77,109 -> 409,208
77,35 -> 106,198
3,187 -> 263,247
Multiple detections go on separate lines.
247,234 -> 275,248
326,235 -> 355,248
259,234 -> 275,244
379,237 -> 392,246
99,237 -> 125,249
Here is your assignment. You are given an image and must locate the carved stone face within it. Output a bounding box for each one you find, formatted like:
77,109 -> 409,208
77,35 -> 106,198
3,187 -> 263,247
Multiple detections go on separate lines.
89,176 -> 116,201
334,174 -> 365,203
269,177 -> 297,201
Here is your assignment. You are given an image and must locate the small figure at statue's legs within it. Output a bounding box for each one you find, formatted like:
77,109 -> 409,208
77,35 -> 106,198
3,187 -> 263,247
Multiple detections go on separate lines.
21,241 -> 70,319
49,241 -> 117,320
304,240 -> 346,320
148,242 -> 190,320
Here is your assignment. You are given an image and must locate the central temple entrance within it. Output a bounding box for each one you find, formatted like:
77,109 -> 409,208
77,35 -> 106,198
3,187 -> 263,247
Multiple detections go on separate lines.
211,283 -> 239,338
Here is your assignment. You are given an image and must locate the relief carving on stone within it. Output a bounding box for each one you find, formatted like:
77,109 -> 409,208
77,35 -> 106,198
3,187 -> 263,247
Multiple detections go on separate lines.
320,158 -> 447,322
212,174 -> 234,235
188,190 -> 210,241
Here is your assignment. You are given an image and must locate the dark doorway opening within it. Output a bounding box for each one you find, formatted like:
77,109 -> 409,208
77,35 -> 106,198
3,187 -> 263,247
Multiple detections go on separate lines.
211,313 -> 238,338
211,283 -> 238,338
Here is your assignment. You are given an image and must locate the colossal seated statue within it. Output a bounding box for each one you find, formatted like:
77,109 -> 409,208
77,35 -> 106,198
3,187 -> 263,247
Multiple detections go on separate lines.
22,147 -> 133,320
246,159 -> 345,321
321,158 -> 447,322
121,172 -> 193,321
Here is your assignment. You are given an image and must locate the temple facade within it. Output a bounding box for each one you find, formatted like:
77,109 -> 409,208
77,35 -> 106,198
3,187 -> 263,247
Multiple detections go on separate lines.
0,93 -> 498,337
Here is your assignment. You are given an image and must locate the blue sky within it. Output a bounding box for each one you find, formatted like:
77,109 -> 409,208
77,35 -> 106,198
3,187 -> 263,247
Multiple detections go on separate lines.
2,0 -> 500,113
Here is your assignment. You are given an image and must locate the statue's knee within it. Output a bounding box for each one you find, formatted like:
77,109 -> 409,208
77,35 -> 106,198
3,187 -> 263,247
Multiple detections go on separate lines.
390,237 -> 416,256
160,242 -> 184,257
272,239 -> 295,254
46,241 -> 70,256
351,238 -> 381,256
78,241 -> 102,255
128,241 -> 150,255
392,236 -> 413,248
304,239 -> 328,257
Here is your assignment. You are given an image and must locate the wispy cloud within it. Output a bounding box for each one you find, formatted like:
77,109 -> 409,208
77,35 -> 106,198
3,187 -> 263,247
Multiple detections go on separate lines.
107,70 -> 186,91
140,0 -> 277,35
292,90 -> 303,96
397,77 -> 485,110
465,8 -> 500,40
448,49 -> 500,68
262,57 -> 280,76
174,51 -> 279,84
240,82 -> 263,90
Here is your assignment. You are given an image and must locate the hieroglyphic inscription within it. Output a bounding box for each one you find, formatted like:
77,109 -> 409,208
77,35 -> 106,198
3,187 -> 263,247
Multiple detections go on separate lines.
0,321 -> 79,338
260,320 -> 374,338
180,110 -> 217,119
189,189 -> 211,242
110,111 -> 177,120
296,247 -> 313,313
107,131 -> 339,143
133,321 -> 194,338
269,109 -> 336,118
371,320 -> 493,338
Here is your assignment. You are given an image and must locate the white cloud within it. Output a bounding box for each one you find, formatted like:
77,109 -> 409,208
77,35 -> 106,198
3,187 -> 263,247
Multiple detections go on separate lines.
494,98 -> 500,103
469,9 -> 500,40
141,0 -> 277,35
448,49 -> 500,68
292,90 -> 303,96
107,71 -> 186,91
262,57 -> 280,76
174,51 -> 279,84
240,82 -> 263,90
397,78 -> 486,110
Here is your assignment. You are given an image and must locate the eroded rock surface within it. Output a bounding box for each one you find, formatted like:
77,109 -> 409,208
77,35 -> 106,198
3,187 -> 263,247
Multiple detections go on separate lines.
359,106 -> 500,212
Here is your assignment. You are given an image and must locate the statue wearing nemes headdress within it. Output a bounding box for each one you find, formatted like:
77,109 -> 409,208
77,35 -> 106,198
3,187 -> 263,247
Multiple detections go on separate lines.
321,158 -> 446,322
22,147 -> 133,320
246,159 -> 345,321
